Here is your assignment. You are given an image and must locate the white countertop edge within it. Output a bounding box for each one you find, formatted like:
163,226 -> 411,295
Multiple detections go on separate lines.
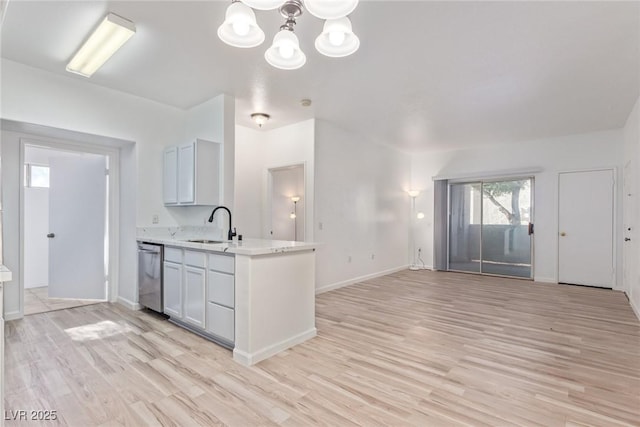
0,265 -> 12,282
137,237 -> 318,256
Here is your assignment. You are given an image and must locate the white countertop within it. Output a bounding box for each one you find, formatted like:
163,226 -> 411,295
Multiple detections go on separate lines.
137,237 -> 318,256
0,265 -> 12,282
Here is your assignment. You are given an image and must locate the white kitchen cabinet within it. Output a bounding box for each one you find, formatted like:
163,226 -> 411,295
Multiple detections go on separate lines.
206,302 -> 234,343
206,253 -> 235,343
208,271 -> 234,308
163,261 -> 183,318
163,139 -> 221,206
184,265 -> 206,328
163,147 -> 178,204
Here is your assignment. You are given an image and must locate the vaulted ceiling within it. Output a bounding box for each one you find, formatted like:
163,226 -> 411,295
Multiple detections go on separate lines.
2,1 -> 639,151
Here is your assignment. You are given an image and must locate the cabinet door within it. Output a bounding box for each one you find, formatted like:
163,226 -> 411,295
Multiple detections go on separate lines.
206,302 -> 234,343
178,143 -> 195,204
163,147 -> 178,205
208,271 -> 234,308
163,261 -> 183,318
184,266 -> 206,328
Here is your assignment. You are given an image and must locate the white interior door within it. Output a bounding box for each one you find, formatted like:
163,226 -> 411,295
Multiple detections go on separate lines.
269,166 -> 304,241
558,169 -> 614,288
48,155 -> 107,299
623,161 -> 637,293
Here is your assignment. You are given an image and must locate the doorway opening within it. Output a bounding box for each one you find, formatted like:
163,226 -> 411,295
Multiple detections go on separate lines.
22,144 -> 109,315
267,164 -> 305,241
448,177 -> 534,279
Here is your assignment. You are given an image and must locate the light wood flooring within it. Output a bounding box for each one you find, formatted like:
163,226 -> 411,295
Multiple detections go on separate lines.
5,270 -> 640,426
24,286 -> 100,316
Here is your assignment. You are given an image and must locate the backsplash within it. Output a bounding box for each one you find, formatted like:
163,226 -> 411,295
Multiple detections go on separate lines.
137,225 -> 225,241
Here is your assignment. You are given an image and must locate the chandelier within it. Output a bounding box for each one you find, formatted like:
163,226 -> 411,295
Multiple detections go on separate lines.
218,0 -> 360,70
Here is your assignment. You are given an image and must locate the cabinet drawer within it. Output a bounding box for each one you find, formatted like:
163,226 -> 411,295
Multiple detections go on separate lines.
208,271 -> 234,308
208,253 -> 234,274
164,247 -> 182,263
184,250 -> 206,268
206,303 -> 234,343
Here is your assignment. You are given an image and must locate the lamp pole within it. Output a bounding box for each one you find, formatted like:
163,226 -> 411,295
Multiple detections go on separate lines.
293,200 -> 297,241
408,190 -> 420,270
291,196 -> 300,241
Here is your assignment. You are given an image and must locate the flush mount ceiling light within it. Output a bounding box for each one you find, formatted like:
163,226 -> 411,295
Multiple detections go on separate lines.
66,13 -> 136,78
218,0 -> 360,70
251,112 -> 270,127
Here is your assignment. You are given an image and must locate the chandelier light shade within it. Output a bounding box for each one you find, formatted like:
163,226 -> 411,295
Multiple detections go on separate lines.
265,29 -> 306,70
241,0 -> 286,10
217,2 -> 265,48
219,0 -> 359,69
303,0 -> 359,20
315,17 -> 359,57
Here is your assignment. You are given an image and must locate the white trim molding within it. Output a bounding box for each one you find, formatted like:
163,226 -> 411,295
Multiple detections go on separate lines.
117,296 -> 141,311
316,265 -> 409,294
233,327 -> 317,366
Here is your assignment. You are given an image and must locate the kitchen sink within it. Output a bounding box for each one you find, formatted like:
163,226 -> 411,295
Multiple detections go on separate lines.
186,239 -> 224,244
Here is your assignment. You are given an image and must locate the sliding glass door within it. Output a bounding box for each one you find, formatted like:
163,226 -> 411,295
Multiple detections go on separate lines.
448,178 -> 533,279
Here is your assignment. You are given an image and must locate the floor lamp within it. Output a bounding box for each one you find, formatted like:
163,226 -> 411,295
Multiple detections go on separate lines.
291,196 -> 300,241
408,190 -> 420,270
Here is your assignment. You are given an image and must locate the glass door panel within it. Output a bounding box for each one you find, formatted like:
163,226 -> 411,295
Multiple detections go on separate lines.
448,183 -> 482,272
481,179 -> 532,278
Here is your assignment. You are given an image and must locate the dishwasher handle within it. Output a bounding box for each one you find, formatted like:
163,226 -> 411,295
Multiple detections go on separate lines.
138,249 -> 160,254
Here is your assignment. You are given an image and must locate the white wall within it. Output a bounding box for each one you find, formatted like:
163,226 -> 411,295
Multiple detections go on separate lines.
314,120 -> 412,292
270,166 -> 305,241
623,96 -> 640,316
411,129 -> 625,286
235,119 -> 315,241
0,58 -> 184,314
168,95 -> 236,231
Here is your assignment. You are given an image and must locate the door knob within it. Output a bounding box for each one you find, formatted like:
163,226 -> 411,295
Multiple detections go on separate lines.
46,233 -> 55,238
560,232 -> 566,237
625,237 -> 631,241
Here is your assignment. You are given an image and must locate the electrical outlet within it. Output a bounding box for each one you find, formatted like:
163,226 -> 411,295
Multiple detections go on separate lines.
152,214 -> 159,224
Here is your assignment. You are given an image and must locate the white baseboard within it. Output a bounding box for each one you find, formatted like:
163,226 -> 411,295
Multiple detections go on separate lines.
117,296 -> 141,311
533,276 -> 557,284
316,265 -> 409,295
629,294 -> 640,321
233,327 -> 317,366
4,311 -> 21,321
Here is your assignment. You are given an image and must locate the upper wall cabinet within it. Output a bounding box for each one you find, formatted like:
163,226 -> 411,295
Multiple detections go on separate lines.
164,139 -> 221,206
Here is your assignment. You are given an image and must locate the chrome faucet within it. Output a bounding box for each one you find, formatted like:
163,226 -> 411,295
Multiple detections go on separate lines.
208,206 -> 237,241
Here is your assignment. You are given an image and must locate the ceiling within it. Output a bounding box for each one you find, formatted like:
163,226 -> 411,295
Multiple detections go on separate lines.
1,1 -> 639,152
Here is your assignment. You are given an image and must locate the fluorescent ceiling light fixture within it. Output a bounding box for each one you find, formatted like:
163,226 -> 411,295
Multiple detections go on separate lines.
315,17 -> 359,57
66,13 -> 135,78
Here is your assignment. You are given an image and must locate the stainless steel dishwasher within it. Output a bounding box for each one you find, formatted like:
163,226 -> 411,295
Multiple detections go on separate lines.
137,242 -> 163,312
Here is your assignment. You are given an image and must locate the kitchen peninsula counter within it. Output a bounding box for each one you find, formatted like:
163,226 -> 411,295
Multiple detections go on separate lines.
136,236 -> 318,366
